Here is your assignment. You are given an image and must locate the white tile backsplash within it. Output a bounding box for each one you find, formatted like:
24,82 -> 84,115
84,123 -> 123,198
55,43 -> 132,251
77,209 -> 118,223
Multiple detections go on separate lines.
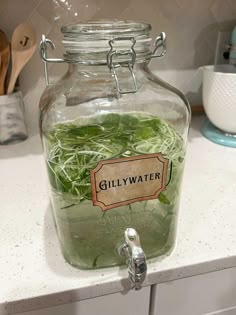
1,0 -> 236,135
211,0 -> 236,23
29,11 -> 53,41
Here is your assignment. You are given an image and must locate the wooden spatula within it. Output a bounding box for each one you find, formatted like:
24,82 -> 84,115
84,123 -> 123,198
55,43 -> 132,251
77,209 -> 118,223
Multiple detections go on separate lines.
0,30 -> 10,95
7,23 -> 36,94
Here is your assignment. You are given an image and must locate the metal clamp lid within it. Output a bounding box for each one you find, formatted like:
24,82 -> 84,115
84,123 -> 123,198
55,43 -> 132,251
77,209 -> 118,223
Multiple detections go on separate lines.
152,32 -> 167,59
106,37 -> 137,94
39,32 -> 167,90
39,35 -> 64,85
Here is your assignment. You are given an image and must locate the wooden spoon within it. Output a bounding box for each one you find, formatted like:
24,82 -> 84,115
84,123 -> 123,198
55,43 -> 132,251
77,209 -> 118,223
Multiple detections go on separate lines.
7,23 -> 36,94
0,30 -> 10,95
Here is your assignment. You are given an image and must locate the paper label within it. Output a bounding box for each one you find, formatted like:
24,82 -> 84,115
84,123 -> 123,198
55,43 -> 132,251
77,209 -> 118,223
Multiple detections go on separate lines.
90,153 -> 169,211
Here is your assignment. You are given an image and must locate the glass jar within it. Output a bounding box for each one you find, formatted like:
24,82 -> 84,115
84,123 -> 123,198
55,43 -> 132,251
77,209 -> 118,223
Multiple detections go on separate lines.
39,21 -> 191,270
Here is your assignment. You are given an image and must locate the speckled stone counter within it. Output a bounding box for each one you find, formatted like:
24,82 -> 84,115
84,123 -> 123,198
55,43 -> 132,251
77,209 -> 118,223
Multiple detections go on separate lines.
1,116 -> 236,314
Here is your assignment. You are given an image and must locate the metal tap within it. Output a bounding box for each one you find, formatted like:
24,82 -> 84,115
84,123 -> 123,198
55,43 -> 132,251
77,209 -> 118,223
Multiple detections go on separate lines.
119,228 -> 147,290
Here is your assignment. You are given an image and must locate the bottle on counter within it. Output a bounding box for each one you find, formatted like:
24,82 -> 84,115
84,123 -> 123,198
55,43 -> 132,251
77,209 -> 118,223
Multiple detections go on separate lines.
39,20 -> 191,271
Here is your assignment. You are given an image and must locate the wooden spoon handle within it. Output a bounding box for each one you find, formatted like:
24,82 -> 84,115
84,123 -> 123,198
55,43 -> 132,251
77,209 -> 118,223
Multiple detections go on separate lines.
7,66 -> 19,94
7,23 -> 36,94
0,44 -> 10,95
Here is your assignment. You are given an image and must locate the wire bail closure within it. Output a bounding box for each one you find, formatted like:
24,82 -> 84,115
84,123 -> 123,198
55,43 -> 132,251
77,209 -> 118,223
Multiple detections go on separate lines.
152,32 -> 167,59
39,32 -> 167,90
39,35 -> 64,85
107,37 -> 137,94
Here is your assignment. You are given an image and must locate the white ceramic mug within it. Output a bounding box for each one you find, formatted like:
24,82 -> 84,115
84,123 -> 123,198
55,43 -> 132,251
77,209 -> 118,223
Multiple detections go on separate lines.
202,65 -> 236,134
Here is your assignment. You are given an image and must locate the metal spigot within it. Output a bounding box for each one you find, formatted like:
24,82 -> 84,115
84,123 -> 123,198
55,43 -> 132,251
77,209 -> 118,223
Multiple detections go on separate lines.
119,228 -> 147,290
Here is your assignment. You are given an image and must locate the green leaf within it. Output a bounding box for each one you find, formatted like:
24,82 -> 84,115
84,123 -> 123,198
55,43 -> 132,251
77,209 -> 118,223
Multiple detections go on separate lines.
68,125 -> 103,137
135,127 -> 155,139
158,192 -> 171,205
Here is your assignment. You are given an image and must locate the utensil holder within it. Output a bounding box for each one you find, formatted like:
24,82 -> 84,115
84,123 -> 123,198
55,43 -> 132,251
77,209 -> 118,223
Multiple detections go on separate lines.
0,91 -> 27,144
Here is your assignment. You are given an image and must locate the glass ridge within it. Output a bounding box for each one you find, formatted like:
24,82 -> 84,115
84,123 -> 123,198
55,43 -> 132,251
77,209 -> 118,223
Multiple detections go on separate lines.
61,20 -> 153,64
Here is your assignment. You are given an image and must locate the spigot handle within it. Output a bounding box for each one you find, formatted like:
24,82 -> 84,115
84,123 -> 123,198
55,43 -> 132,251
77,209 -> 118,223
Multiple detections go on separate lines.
120,228 -> 147,290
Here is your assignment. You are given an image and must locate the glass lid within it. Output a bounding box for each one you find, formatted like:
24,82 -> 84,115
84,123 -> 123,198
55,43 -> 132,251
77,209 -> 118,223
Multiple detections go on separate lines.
61,20 -> 153,64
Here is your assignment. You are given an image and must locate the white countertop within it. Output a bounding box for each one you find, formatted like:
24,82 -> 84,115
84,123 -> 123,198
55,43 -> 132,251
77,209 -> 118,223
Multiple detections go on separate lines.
1,116 -> 236,314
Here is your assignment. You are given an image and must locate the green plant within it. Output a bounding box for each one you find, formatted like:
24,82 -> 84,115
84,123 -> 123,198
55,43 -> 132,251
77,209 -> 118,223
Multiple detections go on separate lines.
45,112 -> 184,204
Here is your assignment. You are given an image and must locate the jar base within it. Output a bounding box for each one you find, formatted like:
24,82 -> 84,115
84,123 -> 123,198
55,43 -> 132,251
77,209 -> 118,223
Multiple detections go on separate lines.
60,240 -> 176,270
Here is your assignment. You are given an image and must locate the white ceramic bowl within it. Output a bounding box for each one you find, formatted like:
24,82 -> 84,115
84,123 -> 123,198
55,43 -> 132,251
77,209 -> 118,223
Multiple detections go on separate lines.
202,65 -> 236,134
